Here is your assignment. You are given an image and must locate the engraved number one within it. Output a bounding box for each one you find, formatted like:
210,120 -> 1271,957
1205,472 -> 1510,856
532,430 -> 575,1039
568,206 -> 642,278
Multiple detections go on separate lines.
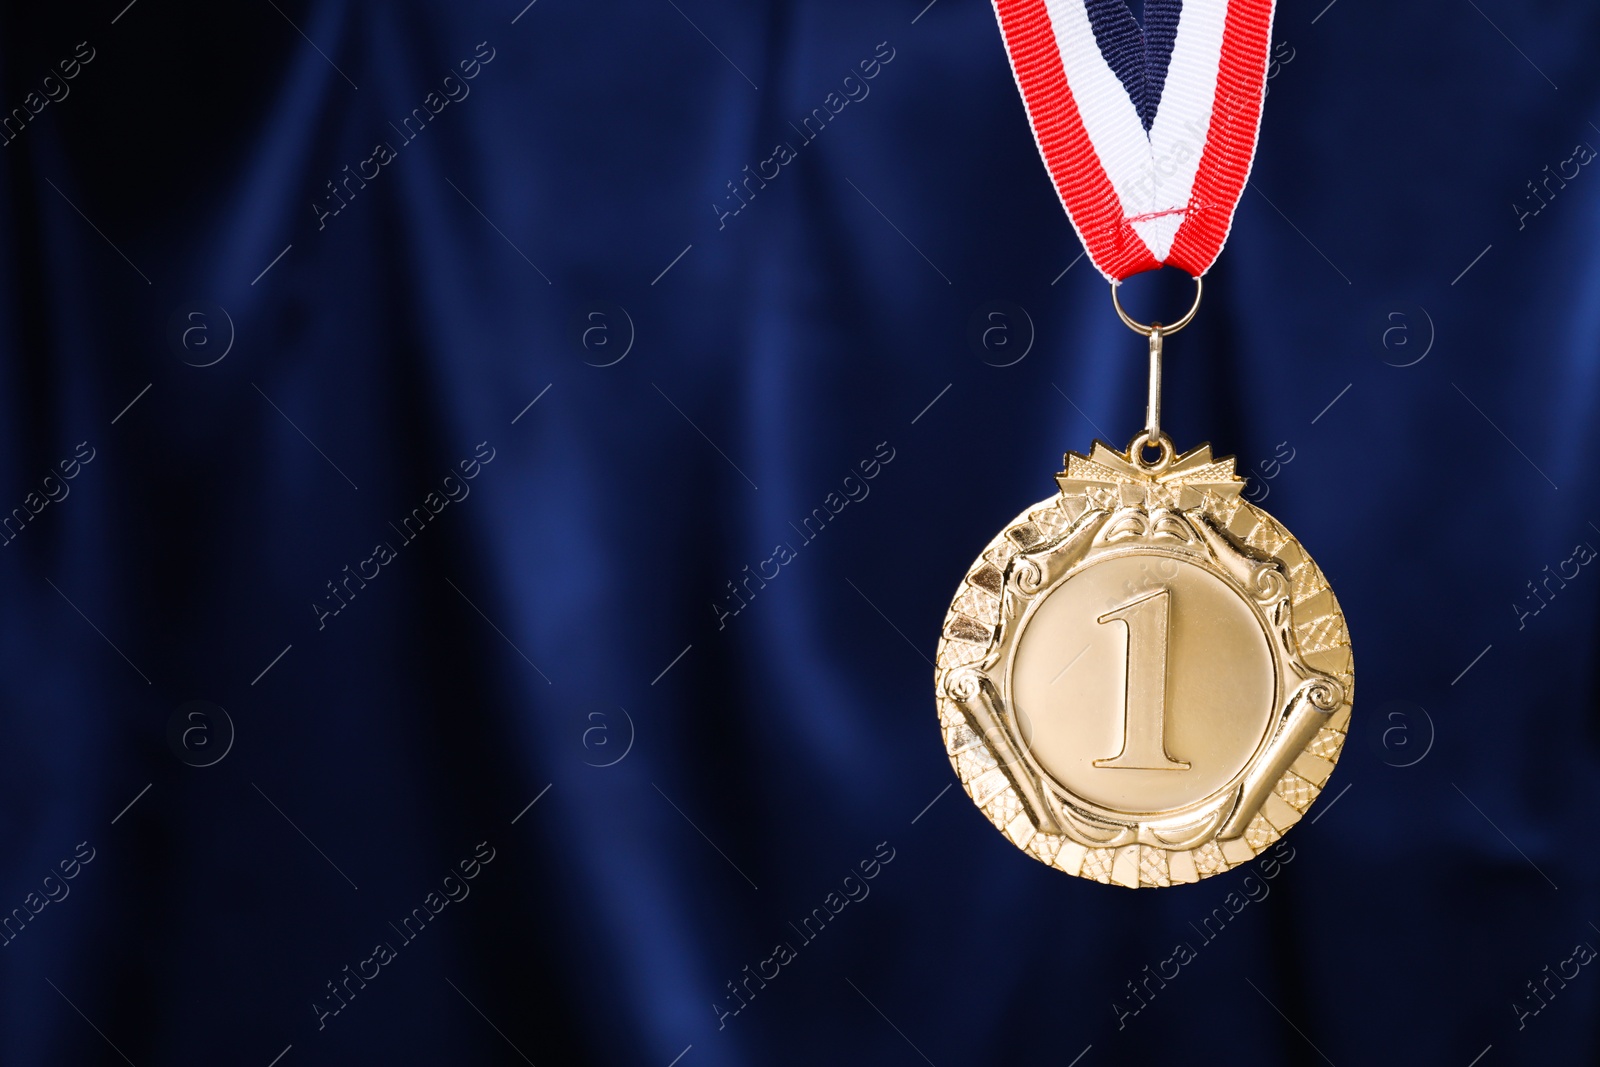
1092,587 -> 1190,770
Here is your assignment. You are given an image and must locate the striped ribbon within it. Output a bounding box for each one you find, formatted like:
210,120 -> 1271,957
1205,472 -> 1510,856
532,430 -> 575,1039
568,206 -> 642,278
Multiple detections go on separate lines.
993,0 -> 1276,281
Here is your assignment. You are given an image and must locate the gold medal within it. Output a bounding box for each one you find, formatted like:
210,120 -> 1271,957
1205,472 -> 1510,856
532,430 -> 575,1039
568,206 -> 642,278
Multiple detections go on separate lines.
933,283 -> 1352,886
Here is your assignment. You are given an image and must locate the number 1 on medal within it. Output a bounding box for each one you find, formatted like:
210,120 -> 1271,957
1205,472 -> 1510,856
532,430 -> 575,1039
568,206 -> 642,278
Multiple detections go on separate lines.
1093,587 -> 1190,771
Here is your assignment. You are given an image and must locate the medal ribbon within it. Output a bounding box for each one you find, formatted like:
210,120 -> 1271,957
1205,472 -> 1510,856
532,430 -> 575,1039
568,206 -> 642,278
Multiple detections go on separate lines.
992,0 -> 1277,281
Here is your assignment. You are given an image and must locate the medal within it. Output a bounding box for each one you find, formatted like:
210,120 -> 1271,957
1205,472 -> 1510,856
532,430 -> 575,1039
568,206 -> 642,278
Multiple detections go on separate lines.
936,0 -> 1352,887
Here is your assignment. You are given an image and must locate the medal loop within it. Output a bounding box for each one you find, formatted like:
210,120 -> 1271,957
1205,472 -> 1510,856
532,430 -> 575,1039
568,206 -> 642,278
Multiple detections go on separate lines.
1142,326 -> 1165,453
1110,275 -> 1203,338
1129,429 -> 1175,472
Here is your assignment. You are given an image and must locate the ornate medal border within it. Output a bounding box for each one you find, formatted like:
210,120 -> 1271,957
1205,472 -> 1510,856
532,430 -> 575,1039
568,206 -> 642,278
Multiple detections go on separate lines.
934,441 -> 1354,888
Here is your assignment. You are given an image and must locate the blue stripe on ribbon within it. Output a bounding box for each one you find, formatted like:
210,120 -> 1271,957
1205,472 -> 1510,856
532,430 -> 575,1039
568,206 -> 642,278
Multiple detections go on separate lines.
1083,0 -> 1184,133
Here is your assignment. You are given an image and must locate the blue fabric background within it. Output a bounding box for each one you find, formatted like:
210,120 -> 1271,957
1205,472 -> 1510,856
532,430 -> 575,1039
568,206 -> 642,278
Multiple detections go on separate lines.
0,1 -> 1596,1064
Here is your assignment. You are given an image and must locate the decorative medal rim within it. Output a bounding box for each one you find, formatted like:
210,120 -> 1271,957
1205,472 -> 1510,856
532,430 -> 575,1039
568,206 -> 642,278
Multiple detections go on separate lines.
933,436 -> 1354,888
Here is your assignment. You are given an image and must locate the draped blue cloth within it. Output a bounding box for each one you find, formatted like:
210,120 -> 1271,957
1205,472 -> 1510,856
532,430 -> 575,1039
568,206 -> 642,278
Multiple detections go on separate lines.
0,1 -> 1597,1063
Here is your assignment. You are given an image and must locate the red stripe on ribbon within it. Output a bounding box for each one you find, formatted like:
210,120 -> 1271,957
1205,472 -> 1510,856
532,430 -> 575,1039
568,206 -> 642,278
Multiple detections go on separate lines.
995,0 -> 1161,280
1164,0 -> 1273,276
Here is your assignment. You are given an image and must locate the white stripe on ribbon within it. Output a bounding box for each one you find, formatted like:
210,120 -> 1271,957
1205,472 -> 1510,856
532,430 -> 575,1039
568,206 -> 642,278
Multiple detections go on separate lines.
1140,3 -> 1228,258
1043,0 -> 1229,263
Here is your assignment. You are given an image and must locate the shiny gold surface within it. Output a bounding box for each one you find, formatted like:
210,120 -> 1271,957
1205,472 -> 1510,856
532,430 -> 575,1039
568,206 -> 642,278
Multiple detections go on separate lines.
1014,552 -> 1276,813
934,435 -> 1352,887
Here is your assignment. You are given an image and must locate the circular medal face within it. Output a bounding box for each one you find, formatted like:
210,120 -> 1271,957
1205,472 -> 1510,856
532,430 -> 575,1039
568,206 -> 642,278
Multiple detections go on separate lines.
934,438 -> 1353,887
